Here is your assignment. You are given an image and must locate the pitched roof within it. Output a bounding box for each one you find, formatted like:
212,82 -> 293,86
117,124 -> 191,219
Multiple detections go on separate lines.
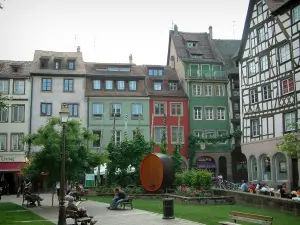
30,50 -> 86,75
168,30 -> 222,64
0,60 -> 32,77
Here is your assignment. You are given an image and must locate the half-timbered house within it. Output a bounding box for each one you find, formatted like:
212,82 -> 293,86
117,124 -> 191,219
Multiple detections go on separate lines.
238,0 -> 300,188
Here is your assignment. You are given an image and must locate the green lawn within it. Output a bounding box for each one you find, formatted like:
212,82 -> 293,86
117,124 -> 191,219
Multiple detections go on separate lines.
0,203 -> 53,225
89,196 -> 299,225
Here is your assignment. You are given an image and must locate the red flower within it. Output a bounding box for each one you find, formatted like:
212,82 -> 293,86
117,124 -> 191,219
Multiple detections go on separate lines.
199,188 -> 204,192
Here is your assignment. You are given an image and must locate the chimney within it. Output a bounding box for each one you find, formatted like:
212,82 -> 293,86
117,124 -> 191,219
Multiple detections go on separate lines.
209,26 -> 213,39
77,46 -> 81,52
129,54 -> 133,64
174,24 -> 178,36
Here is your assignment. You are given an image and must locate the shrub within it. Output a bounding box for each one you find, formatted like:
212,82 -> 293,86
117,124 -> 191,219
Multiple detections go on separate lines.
175,169 -> 212,190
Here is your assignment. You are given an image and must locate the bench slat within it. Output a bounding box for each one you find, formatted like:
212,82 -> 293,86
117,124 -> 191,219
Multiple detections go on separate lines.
219,221 -> 242,225
230,211 -> 273,221
230,216 -> 272,225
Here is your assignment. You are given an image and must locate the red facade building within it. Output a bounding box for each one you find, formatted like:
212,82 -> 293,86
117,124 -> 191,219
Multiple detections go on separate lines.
144,65 -> 189,169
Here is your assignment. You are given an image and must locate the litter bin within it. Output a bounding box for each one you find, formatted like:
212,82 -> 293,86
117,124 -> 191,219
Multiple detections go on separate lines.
162,198 -> 174,219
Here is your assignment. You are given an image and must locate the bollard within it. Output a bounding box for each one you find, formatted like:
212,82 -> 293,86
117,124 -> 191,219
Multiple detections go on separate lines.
162,198 -> 175,219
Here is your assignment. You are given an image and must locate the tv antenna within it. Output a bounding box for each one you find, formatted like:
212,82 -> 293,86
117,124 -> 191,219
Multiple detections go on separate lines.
93,34 -> 96,61
232,21 -> 236,39
169,20 -> 174,30
74,34 -> 77,50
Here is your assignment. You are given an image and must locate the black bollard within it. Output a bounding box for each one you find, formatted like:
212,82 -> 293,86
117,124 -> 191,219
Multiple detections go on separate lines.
162,198 -> 175,219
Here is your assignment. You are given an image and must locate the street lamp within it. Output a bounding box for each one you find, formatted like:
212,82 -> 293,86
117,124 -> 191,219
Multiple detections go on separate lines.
58,104 -> 69,225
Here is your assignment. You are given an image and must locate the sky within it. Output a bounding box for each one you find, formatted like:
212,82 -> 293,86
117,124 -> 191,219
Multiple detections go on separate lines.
0,0 -> 249,65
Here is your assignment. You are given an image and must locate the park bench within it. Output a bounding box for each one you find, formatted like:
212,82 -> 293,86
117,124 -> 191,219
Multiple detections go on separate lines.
66,209 -> 94,225
77,189 -> 88,201
219,211 -> 273,225
119,196 -> 133,210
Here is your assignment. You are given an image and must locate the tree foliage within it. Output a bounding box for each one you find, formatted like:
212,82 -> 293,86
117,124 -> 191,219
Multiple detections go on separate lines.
0,0 -> 6,9
172,144 -> 183,174
277,123 -> 300,158
159,128 -> 167,154
22,117 -> 107,186
0,93 -> 8,110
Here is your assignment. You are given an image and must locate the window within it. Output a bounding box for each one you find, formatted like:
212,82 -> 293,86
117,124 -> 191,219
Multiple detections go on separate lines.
92,103 -> 104,117
249,156 -> 258,180
54,59 -> 62,70
40,59 -> 49,69
205,108 -> 214,120
262,84 -> 271,100
11,105 -> 25,122
40,103 -> 52,116
11,133 -> 24,151
192,84 -> 202,96
93,80 -> 101,90
275,153 -> 287,180
247,61 -> 256,77
113,131 -> 122,144
206,131 -> 215,144
132,103 -> 143,118
261,154 -> 271,180
171,126 -> 184,144
193,107 -> 202,120
204,84 -> 213,96
292,4 -> 300,24
64,79 -> 74,92
12,67 -> 18,73
0,134 -> 7,151
233,102 -> 239,111
148,69 -> 164,76
257,4 -> 263,15
111,103 -> 121,118
129,81 -> 137,91
187,42 -> 197,48
194,130 -> 204,141
0,109 -> 8,122
42,78 -> 52,91
284,112 -> 296,132
105,80 -> 113,90
282,78 -> 294,94
154,102 -> 165,115
250,89 -> 258,104
68,60 -> 75,70
13,80 -> 25,95
154,81 -> 162,90
257,27 -> 266,43
170,103 -> 182,116
279,44 -> 291,63
0,80 -> 9,94
154,127 -> 165,143
169,81 -> 178,91
67,104 -> 79,117
218,131 -> 227,144
260,55 -> 268,71
216,85 -> 225,96
117,81 -> 125,90
217,107 -> 225,120
251,119 -> 259,137
92,130 -> 102,148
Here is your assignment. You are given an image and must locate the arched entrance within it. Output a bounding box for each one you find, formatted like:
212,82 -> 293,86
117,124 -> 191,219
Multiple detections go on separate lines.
219,156 -> 227,180
196,156 -> 216,175
231,149 -> 247,182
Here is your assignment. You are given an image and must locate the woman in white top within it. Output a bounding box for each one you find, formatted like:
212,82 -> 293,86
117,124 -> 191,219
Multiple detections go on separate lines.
56,182 -> 60,200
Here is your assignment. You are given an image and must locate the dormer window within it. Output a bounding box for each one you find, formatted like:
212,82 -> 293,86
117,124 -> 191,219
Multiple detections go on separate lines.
191,54 -> 203,59
54,59 -> 62,70
169,81 -> 178,91
154,81 -> 162,91
187,41 -> 197,48
68,60 -> 75,70
40,58 -> 49,69
11,65 -> 19,73
148,68 -> 164,76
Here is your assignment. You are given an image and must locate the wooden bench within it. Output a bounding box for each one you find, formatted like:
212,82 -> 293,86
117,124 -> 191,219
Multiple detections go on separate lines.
77,189 -> 88,201
66,209 -> 92,225
219,211 -> 273,225
119,196 -> 133,210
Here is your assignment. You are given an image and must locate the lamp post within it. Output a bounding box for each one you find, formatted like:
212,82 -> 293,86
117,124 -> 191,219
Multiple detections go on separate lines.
58,104 -> 69,225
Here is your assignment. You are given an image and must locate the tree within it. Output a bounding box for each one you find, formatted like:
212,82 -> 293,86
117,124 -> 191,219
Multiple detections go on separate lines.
0,0 -> 6,9
159,128 -> 167,154
0,93 -> 8,110
277,123 -> 300,158
171,144 -> 183,174
22,117 -> 107,186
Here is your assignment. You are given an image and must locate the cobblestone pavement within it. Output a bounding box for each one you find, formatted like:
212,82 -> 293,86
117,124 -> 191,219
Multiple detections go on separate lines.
1,194 -> 205,225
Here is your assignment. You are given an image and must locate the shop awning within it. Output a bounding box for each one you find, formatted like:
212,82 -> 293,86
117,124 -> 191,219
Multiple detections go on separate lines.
0,162 -> 24,171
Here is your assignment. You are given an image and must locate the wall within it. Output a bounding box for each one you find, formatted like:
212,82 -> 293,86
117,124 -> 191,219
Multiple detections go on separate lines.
149,98 -> 189,159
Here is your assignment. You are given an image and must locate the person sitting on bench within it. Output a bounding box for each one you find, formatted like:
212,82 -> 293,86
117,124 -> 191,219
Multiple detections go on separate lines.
108,187 -> 126,209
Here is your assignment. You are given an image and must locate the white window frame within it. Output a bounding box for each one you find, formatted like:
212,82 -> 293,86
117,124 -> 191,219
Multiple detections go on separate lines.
171,126 -> 184,144
257,4 -> 263,15
193,107 -> 202,120
217,130 -> 227,144
247,61 -> 256,77
154,126 -> 166,143
41,103 -> 52,116
260,55 -> 268,71
154,81 -> 162,91
250,89 -> 258,104
258,27 -> 266,43
216,85 -> 225,96
282,78 -> 294,95
279,44 -> 291,63
117,81 -> 125,90
11,133 -> 24,151
169,82 -> 177,91
0,134 -> 7,151
192,84 -> 202,96
204,84 -> 213,96
92,103 -> 104,117
284,112 -> 296,132
111,103 -> 121,118
105,80 -> 113,90
132,103 -> 143,117
262,84 -> 271,100
0,79 -> 9,94
217,107 -> 225,120
0,109 -> 8,122
93,80 -> 101,90
205,107 -> 214,120
11,105 -> 25,122
129,81 -> 137,91
13,80 -> 25,95
170,103 -> 183,116
154,102 -> 166,115
292,4 -> 300,24
205,130 -> 215,144
251,119 -> 259,137
113,130 -> 122,145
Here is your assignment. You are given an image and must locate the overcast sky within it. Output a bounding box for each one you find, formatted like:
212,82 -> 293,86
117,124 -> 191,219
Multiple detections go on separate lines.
0,0 -> 249,65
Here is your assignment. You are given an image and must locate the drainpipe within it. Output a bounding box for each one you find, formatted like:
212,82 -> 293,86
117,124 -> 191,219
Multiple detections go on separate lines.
87,97 -> 90,130
28,76 -> 34,159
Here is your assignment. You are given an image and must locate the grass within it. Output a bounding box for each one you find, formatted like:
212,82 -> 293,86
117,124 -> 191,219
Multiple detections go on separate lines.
0,203 -> 53,225
89,196 -> 299,225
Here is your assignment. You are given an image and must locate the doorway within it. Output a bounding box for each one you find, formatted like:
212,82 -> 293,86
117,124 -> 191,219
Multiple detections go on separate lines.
292,158 -> 299,189
219,156 -> 227,180
4,173 -> 16,195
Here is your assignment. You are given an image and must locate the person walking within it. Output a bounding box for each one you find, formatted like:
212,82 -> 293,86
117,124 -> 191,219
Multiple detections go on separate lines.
56,182 -> 60,201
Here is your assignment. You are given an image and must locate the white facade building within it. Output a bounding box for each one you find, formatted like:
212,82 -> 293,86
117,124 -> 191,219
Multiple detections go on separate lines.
238,0 -> 300,187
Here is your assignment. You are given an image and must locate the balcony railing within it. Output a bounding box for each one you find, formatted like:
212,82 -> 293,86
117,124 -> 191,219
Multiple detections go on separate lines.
187,69 -> 227,80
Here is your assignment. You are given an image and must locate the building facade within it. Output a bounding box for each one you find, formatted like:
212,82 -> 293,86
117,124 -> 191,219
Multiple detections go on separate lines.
30,48 -> 87,151
85,62 -> 150,152
0,60 -> 32,194
145,65 -> 189,168
167,25 -> 234,179
238,0 -> 300,187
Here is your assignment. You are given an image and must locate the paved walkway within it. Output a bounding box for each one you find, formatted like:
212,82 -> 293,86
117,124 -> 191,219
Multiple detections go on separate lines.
1,194 -> 205,225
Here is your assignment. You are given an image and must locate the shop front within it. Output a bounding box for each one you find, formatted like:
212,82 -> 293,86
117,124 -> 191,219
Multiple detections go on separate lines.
196,156 -> 216,175
0,153 -> 25,194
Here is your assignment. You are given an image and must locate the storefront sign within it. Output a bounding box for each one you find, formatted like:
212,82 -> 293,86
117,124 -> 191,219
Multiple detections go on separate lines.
0,156 -> 16,162
196,156 -> 216,169
0,154 -> 25,162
